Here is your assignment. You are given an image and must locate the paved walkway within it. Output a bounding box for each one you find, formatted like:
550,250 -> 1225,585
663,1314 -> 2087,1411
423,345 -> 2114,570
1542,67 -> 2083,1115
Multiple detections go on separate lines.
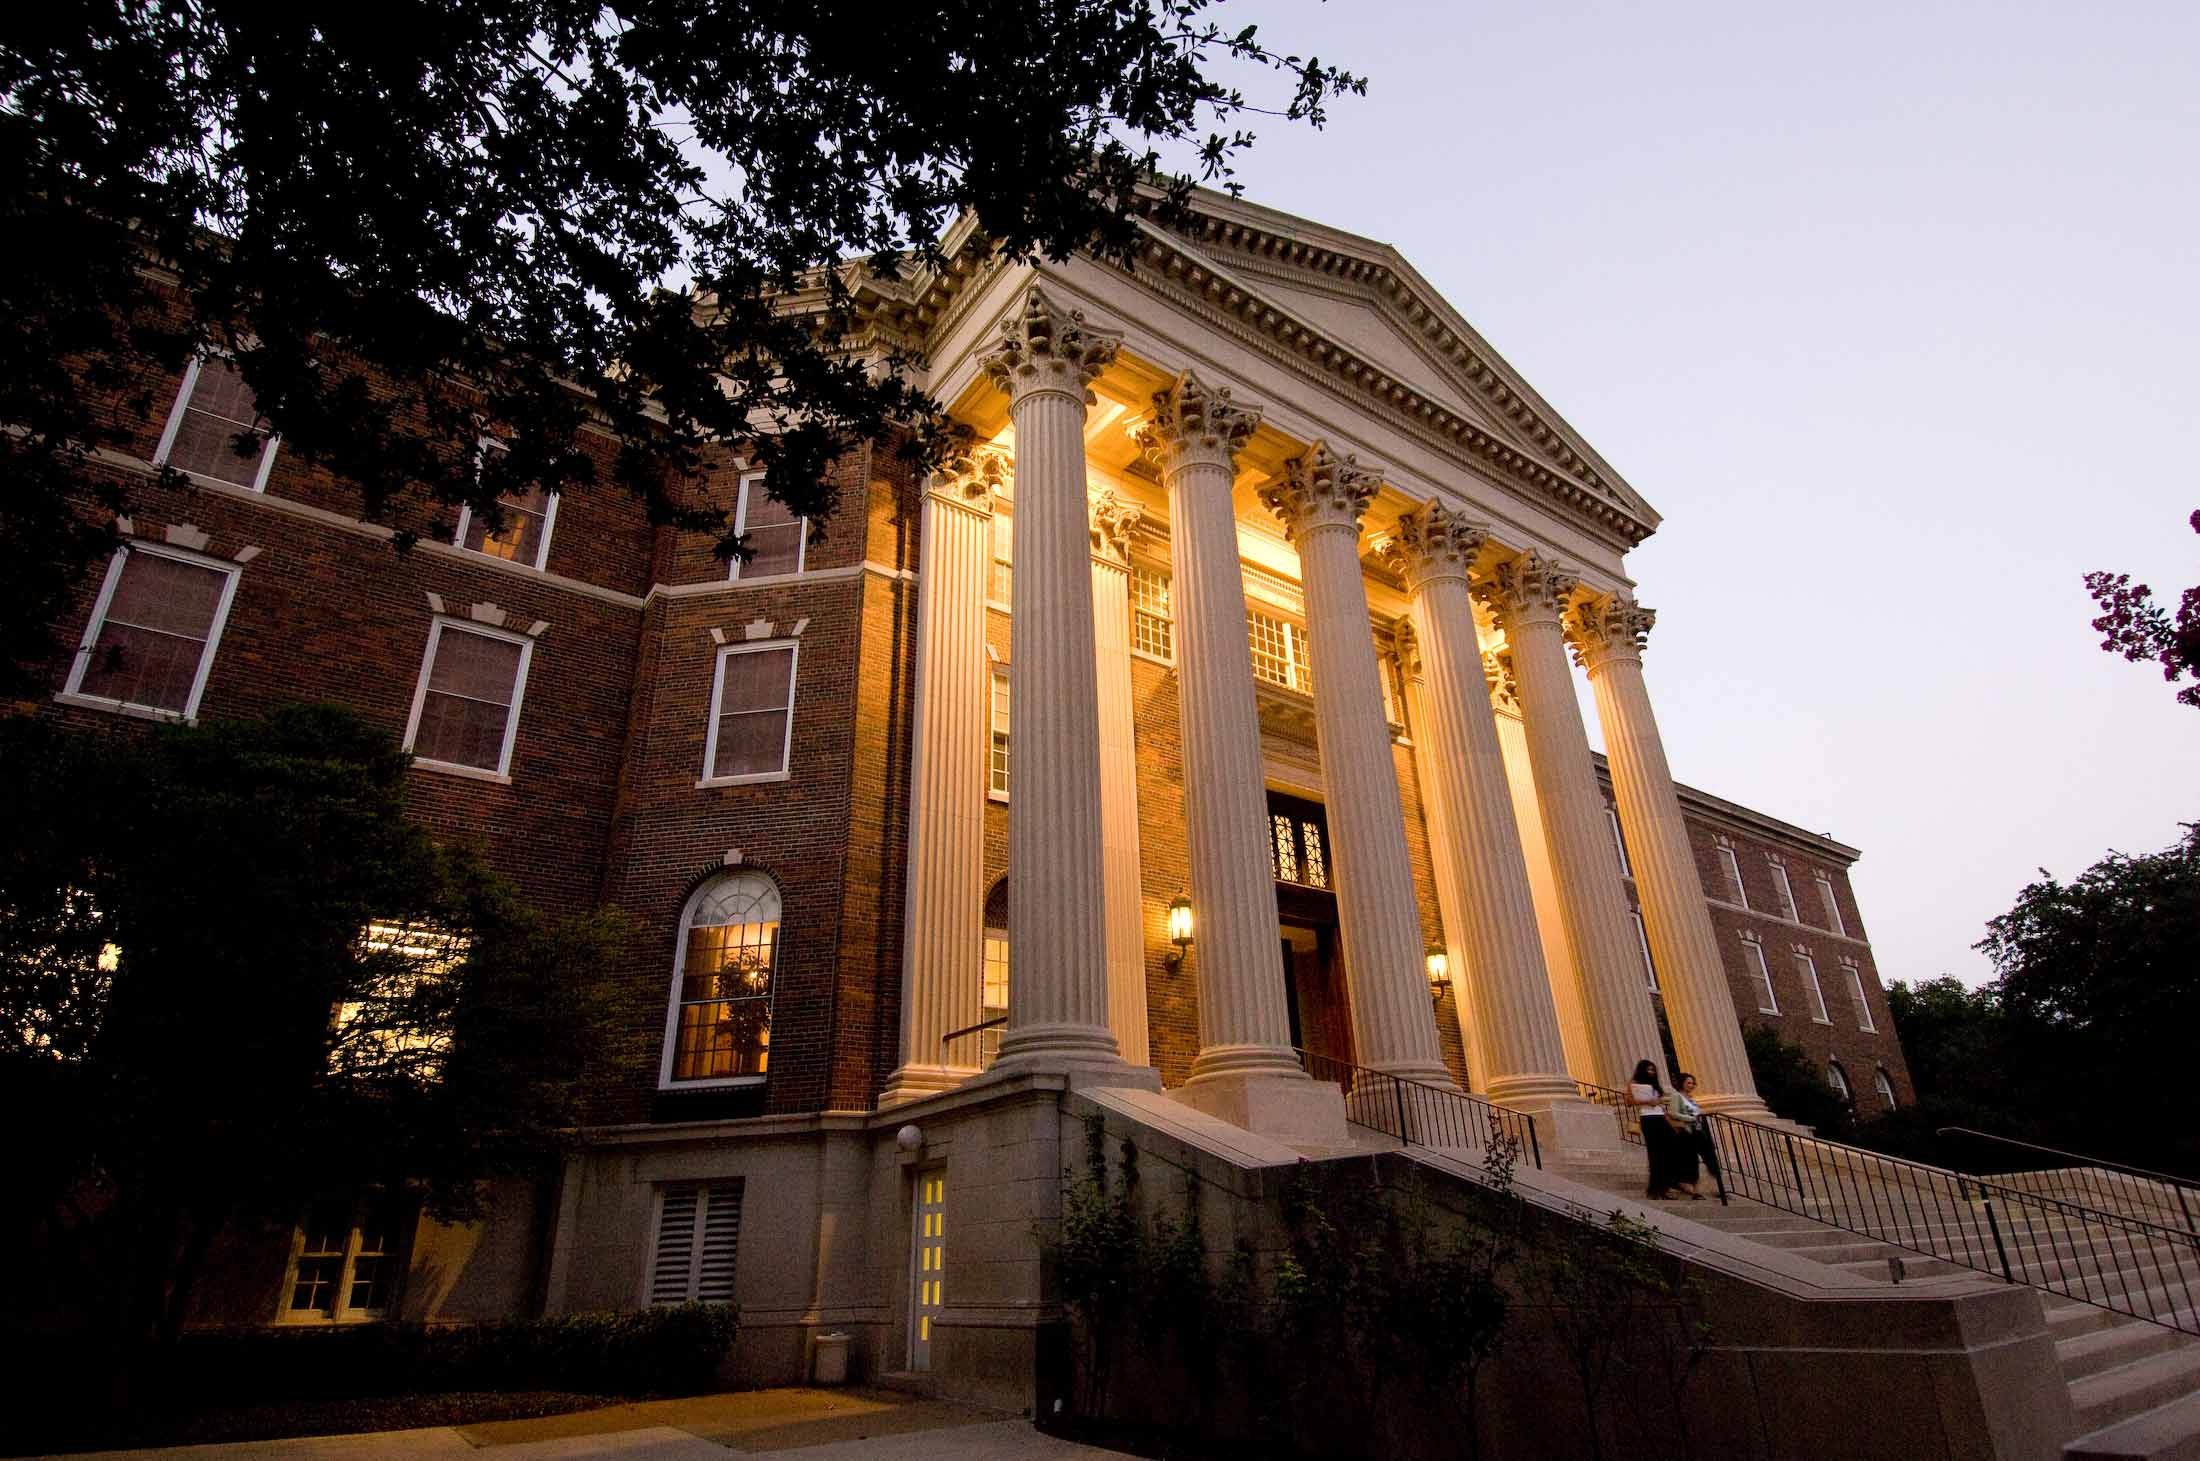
52,1388 -> 1125,1460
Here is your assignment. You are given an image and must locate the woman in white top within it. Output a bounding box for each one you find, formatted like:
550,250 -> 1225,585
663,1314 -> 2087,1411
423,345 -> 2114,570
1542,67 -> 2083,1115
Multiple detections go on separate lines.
1663,1072 -> 1704,1199
1628,1059 -> 1679,1198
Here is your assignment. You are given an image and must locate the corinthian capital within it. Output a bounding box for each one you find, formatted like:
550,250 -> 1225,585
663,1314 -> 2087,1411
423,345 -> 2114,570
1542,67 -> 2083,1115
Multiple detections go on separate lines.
981,287 -> 1123,407
1375,503 -> 1492,591
1567,593 -> 1657,672
1137,370 -> 1263,477
1474,548 -> 1580,631
1258,441 -> 1382,542
1483,647 -> 1520,713
1087,487 -> 1142,565
1393,618 -> 1423,682
932,442 -> 1010,512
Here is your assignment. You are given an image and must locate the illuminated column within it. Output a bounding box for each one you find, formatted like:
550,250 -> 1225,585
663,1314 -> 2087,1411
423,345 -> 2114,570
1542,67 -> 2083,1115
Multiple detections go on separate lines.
1378,507 -> 1588,1126
1395,620 -> 1490,1089
1140,376 -> 1344,1139
981,288 -> 1139,1078
1260,444 -> 1452,1089
1572,594 -> 1768,1116
882,449 -> 1002,1104
1479,551 -> 1663,1090
1088,488 -> 1151,1068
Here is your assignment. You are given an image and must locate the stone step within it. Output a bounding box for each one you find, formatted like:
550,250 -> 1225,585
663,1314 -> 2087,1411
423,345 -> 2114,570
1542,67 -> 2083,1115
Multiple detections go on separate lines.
2061,1322 -> 2197,1383
2065,1384 -> 2200,1459
2071,1345 -> 2200,1435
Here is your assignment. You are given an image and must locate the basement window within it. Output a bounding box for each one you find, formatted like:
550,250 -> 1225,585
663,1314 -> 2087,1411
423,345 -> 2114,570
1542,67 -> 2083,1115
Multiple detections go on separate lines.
282,1194 -> 402,1323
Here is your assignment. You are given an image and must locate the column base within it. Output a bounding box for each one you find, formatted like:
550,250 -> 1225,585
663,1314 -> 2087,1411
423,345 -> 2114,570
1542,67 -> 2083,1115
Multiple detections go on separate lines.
879,1063 -> 982,1108
990,1021 -> 1160,1090
1172,1070 -> 1349,1145
1696,1090 -> 1777,1122
1486,1088 -> 1624,1153
1364,1059 -> 1459,1091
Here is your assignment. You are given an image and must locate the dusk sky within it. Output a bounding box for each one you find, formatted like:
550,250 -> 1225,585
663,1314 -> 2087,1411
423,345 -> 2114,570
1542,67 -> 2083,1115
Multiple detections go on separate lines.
1198,0 -> 2198,985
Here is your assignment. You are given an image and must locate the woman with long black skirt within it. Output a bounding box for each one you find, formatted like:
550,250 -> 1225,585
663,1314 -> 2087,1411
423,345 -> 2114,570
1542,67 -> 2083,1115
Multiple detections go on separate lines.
1627,1059 -> 1678,1198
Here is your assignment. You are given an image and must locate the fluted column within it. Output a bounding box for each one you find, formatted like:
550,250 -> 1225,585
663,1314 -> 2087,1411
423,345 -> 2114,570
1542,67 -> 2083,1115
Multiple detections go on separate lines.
1088,489 -> 1151,1068
1261,445 -> 1452,1089
1395,621 -> 1490,1090
882,449 -> 1002,1104
981,288 -> 1136,1077
1479,551 -> 1663,1091
1573,595 -> 1768,1116
1378,507 -> 1582,1115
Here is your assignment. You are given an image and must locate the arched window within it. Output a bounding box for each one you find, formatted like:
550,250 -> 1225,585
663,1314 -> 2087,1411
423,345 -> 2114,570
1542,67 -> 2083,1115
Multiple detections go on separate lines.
979,878 -> 1009,1068
662,872 -> 780,1087
1873,1067 -> 1897,1110
1826,1061 -> 1851,1104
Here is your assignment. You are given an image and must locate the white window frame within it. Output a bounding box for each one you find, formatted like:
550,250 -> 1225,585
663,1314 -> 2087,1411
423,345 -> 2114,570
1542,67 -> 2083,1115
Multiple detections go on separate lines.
988,663 -> 1011,802
1630,910 -> 1658,992
59,542 -> 243,722
726,470 -> 806,582
1827,1062 -> 1852,1103
452,441 -> 559,572
1816,874 -> 1849,937
1843,960 -> 1877,1031
1717,844 -> 1748,909
986,504 -> 1014,611
401,617 -> 535,783
657,872 -> 781,1091
1246,604 -> 1313,694
1796,952 -> 1831,1023
1740,935 -> 1779,1014
277,1197 -> 400,1325
699,639 -> 798,786
1768,860 -> 1799,921
1873,1067 -> 1897,1109
1130,563 -> 1174,664
153,355 -> 281,492
1607,806 -> 1632,877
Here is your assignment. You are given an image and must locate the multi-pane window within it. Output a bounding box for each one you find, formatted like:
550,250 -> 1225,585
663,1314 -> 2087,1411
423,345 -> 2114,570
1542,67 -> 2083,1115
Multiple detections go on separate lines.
1842,961 -> 1876,1031
987,506 -> 1014,606
1873,1067 -> 1897,1109
1768,861 -> 1799,921
1827,1063 -> 1852,1103
704,643 -> 797,782
730,473 -> 805,580
404,621 -> 532,776
284,1195 -> 398,1322
1740,935 -> 1779,1014
1797,953 -> 1830,1022
1131,566 -> 1173,661
988,666 -> 1011,798
1268,794 -> 1330,890
1816,875 -> 1848,936
650,1183 -> 742,1305
458,483 -> 557,570
1716,845 -> 1748,908
154,357 -> 278,489
65,545 -> 240,718
1630,910 -> 1659,992
1607,807 -> 1632,877
1247,607 -> 1312,693
665,872 -> 779,1084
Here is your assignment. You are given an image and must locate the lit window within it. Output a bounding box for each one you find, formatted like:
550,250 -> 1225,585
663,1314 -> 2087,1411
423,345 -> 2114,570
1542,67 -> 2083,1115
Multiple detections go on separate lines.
1741,935 -> 1779,1014
1797,953 -> 1830,1022
1272,815 -> 1299,883
704,643 -> 797,782
64,545 -> 241,719
154,357 -> 278,490
1873,1067 -> 1897,1109
1630,910 -> 1659,991
663,871 -> 780,1085
729,472 -> 805,580
1717,845 -> 1748,908
454,439 -> 558,570
1768,861 -> 1798,921
1816,875 -> 1848,936
283,1195 -> 400,1322
1608,807 -> 1632,877
1842,961 -> 1876,1032
403,620 -> 533,777
1827,1062 -> 1851,1103
650,1183 -> 742,1304
1131,565 -> 1173,661
1247,606 -> 1312,693
989,666 -> 1011,799
331,920 -> 467,1080
988,505 -> 1013,606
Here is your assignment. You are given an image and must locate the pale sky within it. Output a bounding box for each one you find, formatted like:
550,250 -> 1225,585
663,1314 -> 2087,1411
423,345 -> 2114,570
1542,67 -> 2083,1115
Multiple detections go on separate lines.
1192,0 -> 2199,985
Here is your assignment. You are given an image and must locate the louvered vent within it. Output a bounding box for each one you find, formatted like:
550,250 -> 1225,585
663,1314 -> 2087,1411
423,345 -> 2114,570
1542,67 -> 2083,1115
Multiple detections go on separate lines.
695,1185 -> 741,1302
649,1183 -> 742,1305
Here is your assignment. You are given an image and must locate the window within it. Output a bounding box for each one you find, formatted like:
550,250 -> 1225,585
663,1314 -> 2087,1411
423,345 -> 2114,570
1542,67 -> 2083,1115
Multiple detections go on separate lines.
1716,844 -> 1748,908
1247,606 -> 1313,693
403,620 -> 533,777
1268,793 -> 1330,890
979,877 -> 1009,1070
1827,1062 -> 1852,1103
1131,565 -> 1173,661
1842,961 -> 1876,1031
1630,910 -> 1659,991
1768,861 -> 1798,920
1740,935 -> 1779,1014
1816,875 -> 1848,936
64,545 -> 241,718
987,506 -> 1014,606
729,472 -> 805,580
988,665 -> 1011,799
649,1183 -> 742,1304
1797,953 -> 1830,1023
703,643 -> 797,782
662,872 -> 780,1086
154,356 -> 278,490
1873,1067 -> 1897,1109
1607,807 -> 1632,877
456,484 -> 557,570
331,920 -> 467,1080
284,1195 -> 400,1322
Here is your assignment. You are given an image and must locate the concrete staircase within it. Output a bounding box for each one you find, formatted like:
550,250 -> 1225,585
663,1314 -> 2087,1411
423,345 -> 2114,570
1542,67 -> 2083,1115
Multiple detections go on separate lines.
1553,1148 -> 2200,1459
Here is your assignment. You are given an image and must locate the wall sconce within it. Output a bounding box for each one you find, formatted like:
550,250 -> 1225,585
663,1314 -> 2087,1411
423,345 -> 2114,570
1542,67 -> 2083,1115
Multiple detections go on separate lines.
1426,947 -> 1450,1005
1165,893 -> 1195,972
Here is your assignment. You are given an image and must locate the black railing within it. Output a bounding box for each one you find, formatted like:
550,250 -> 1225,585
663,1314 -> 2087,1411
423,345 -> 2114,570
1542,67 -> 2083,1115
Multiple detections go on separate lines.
1576,1080 -> 1729,1204
1705,1111 -> 2200,1336
1935,1127 -> 2199,1236
1296,1048 -> 1541,1169
940,1014 -> 1006,1072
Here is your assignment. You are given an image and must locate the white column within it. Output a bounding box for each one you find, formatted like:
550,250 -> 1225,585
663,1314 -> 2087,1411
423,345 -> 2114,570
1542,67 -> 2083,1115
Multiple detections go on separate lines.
1572,594 -> 1769,1116
981,288 -> 1140,1078
1377,506 -> 1589,1127
1140,376 -> 1345,1139
1479,550 -> 1664,1091
1260,444 -> 1452,1089
1088,489 -> 1151,1068
882,450 -> 1002,1104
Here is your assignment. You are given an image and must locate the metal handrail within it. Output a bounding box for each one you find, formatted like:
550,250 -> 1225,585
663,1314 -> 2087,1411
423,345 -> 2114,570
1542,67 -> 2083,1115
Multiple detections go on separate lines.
1296,1047 -> 1541,1169
1705,1109 -> 2200,1336
1935,1127 -> 2198,1235
1577,1079 -> 1729,1204
941,1015 -> 1007,1044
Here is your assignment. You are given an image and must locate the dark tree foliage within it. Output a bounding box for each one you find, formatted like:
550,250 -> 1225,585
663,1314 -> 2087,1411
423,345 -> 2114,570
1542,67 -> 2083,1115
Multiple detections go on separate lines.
0,1 -> 1362,690
2084,509 -> 2200,709
1741,1025 -> 1854,1140
0,705 -> 624,1377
